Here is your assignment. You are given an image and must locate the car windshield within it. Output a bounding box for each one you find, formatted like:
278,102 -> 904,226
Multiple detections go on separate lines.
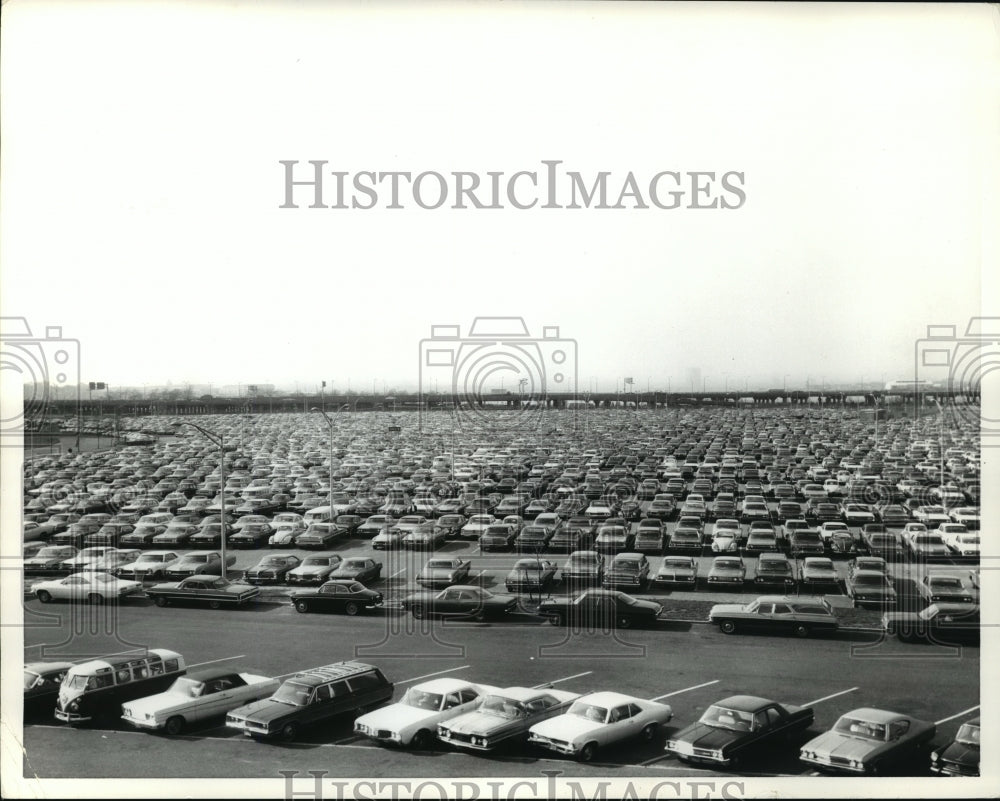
480,695 -> 526,718
568,701 -> 609,723
428,560 -> 455,568
273,681 -> 313,706
700,705 -> 753,731
614,592 -> 639,606
140,555 -> 165,562
930,577 -> 963,589
343,561 -> 366,569
514,561 -> 545,571
304,557 -> 331,566
759,560 -> 786,570
401,688 -> 444,711
36,548 -> 64,558
260,558 -> 284,566
959,535 -> 980,544
854,575 -> 890,586
956,723 -> 980,747
171,677 -> 206,697
716,560 -> 741,569
834,716 -> 887,741
664,559 -> 691,569
914,535 -> 943,545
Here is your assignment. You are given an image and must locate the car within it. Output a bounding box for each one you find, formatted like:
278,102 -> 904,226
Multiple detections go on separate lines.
189,523 -> 229,548
403,523 -> 446,550
799,557 -> 837,585
227,523 -> 273,548
164,551 -> 238,580
460,514 -> 496,540
437,686 -> 580,752
827,530 -> 859,556
818,521 -> 850,542
584,500 -> 615,522
666,527 -> 701,554
904,531 -> 950,561
939,525 -> 980,558
118,523 -> 167,547
799,708 -> 936,774
90,548 -> 142,573
24,661 -> 75,717
523,499 -> 553,518
242,553 -> 300,585
358,514 -> 397,538
740,501 -> 770,524
415,557 -> 472,587
286,554 -> 344,585
121,667 -> 280,735
354,678 -> 502,748
863,529 -> 904,559
707,556 -> 746,587
809,502 -> 842,524
32,570 -> 143,604
324,556 -> 380,584
842,503 -> 876,525
84,522 -> 135,547
561,550 -> 605,585
152,522 -> 199,546
745,527 -> 778,553
710,595 -> 838,638
783,518 -> 813,540
913,505 -> 951,527
603,552 -> 650,590
528,691 -> 673,762
479,524 -> 517,552
882,602 -> 980,643
647,497 -> 677,521
514,524 -> 553,553
227,661 -> 393,740
948,506 -> 980,529
753,553 -> 796,587
115,550 -> 181,580
505,558 -> 557,593
290,523 -> 342,549
434,513 -> 467,539
789,529 -> 825,558
877,505 -> 911,527
539,589 -> 662,629
665,695 -> 814,769
49,521 -> 101,547
916,573 -> 978,605
594,524 -> 631,554
145,575 -> 260,608
401,584 -> 518,620
930,717 -> 980,777
290,579 -> 383,615
23,545 -> 79,574
845,569 -> 897,607
653,555 -> 698,586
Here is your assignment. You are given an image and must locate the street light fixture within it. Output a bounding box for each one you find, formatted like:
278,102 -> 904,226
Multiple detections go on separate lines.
311,407 -> 336,521
169,420 -> 230,579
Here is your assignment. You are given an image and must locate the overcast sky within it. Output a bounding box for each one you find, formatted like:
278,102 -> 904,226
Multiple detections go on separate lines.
2,2 -> 995,394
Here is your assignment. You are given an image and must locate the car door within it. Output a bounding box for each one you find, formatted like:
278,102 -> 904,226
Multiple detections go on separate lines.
58,574 -> 88,601
603,703 -> 640,746
435,588 -> 462,615
197,678 -> 236,720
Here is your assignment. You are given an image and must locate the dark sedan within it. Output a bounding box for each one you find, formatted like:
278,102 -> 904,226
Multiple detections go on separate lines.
146,576 -> 260,609
930,717 -> 979,777
665,695 -> 814,769
505,559 -> 557,593
400,585 -> 518,621
291,580 -> 383,615
329,557 -> 383,585
244,554 -> 302,584
539,589 -> 661,629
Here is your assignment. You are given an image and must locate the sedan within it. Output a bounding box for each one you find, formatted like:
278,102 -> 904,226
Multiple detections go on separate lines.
505,559 -> 557,593
290,580 -> 383,615
539,589 -> 662,629
32,571 -> 143,604
152,523 -> 199,547
528,691 -> 673,762
603,552 -> 650,590
244,554 -> 302,585
883,602 -> 980,644
653,556 -> 698,587
460,515 -> 496,540
145,576 -> 260,608
403,523 -> 446,550
710,596 -> 838,638
479,524 -> 517,552
594,524 -> 631,554
514,525 -> 552,553
285,554 -> 343,585
800,708 -> 936,774
437,687 -> 580,751
917,573 -> 978,605
328,557 -> 382,584
666,695 -> 814,769
561,550 -> 605,585
845,570 -> 897,607
293,523 -> 344,549
707,556 -> 746,587
415,557 -> 471,588
401,585 -> 517,621
23,545 -> 78,575
115,550 -> 181,581
930,717 -> 980,777
434,514 -> 467,539
800,557 -> 838,586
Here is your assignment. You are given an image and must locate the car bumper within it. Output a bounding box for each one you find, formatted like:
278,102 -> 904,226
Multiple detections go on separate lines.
121,714 -> 161,730
799,754 -> 869,774
54,709 -> 91,724
527,733 -> 577,755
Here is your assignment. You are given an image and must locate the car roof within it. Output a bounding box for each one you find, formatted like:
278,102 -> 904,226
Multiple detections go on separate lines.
578,691 -> 644,706
290,661 -> 379,687
497,687 -> 558,702
410,677 -> 476,693
713,695 -> 777,712
839,708 -> 914,724
187,667 -> 241,682
67,648 -> 183,674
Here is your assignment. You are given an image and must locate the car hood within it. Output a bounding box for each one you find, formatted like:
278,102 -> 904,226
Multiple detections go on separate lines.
357,703 -> 435,731
289,566 -> 330,575
937,741 -> 978,766
710,603 -> 746,615
530,714 -> 603,742
123,689 -> 191,718
231,698 -> 298,724
149,582 -> 183,591
24,556 -> 65,566
672,722 -> 744,750
443,710 -> 513,736
804,731 -> 880,760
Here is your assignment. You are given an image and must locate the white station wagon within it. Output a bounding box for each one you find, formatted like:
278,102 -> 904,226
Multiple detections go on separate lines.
353,677 -> 500,748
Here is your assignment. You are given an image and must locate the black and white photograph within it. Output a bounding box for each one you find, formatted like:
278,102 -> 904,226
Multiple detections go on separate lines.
1,2 -> 996,799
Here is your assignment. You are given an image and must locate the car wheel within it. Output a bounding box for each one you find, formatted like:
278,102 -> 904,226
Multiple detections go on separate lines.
88,593 -> 104,605
641,722 -> 658,741
344,602 -> 360,616
720,620 -> 737,634
549,612 -> 566,626
410,729 -> 432,750
36,590 -> 52,604
280,722 -> 299,741
578,742 -> 598,763
294,600 -> 309,613
165,716 -> 185,736
793,624 -> 811,638
208,600 -> 222,610
412,606 -> 426,620
154,596 -> 168,608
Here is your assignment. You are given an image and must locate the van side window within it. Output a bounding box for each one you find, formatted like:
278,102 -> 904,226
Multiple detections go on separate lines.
91,674 -> 113,690
330,680 -> 350,698
348,673 -> 383,692
164,659 -> 180,672
116,668 -> 131,683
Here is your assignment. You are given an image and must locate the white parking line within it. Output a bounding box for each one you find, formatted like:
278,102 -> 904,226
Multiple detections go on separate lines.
187,654 -> 246,669
650,679 -> 719,702
536,671 -> 593,688
803,687 -> 858,707
935,705 -> 979,726
388,569 -> 406,579
398,665 -> 471,684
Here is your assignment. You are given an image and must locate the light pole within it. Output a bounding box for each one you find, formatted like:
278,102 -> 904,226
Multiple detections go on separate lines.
170,421 -> 229,579
933,399 -> 946,513
311,407 -> 335,520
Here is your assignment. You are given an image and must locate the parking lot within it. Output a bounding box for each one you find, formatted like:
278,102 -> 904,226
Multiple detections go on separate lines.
19,404 -> 984,778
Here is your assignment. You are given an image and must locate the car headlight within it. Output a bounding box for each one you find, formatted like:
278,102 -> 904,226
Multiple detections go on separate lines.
930,751 -> 940,763
69,699 -> 80,711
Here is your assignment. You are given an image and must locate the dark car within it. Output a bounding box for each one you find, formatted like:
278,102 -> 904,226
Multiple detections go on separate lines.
478,524 -> 516,552
434,513 -> 467,539
789,530 -> 825,558
603,552 -> 650,590
514,525 -> 552,553
329,557 -> 383,585
549,523 -> 593,553
665,695 -> 814,769
403,523 -> 447,550
505,559 -> 557,593
561,550 -> 605,585
334,514 -> 363,536
633,522 -> 666,555
226,661 -> 393,740
540,589 -> 661,629
862,530 -> 904,560
754,553 -> 796,588
244,554 -> 301,585
291,580 -> 383,615
401,585 -> 518,620
228,523 -> 273,549
357,515 -> 397,539
800,708 -> 936,775
294,523 -> 344,549
930,717 -> 979,777
24,661 -> 74,718
710,596 -> 839,638
882,603 -> 980,644
845,569 -> 897,607
146,575 -> 260,608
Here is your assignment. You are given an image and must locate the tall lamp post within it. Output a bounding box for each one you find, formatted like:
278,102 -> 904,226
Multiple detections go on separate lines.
311,407 -> 335,518
169,421 -> 229,579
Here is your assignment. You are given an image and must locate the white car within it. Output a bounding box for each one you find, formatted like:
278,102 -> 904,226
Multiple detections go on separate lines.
115,551 -> 181,580
939,526 -> 980,558
268,524 -> 303,547
818,522 -> 850,542
913,506 -> 951,527
710,529 -> 739,553
528,691 -> 673,762
949,507 -> 980,529
91,548 -> 142,573
354,678 -> 501,748
122,669 -> 279,735
32,571 -> 143,603
59,546 -> 115,571
460,514 -> 496,539
842,504 -> 876,525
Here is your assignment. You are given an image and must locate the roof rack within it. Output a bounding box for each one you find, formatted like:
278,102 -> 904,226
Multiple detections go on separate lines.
291,661 -> 373,684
